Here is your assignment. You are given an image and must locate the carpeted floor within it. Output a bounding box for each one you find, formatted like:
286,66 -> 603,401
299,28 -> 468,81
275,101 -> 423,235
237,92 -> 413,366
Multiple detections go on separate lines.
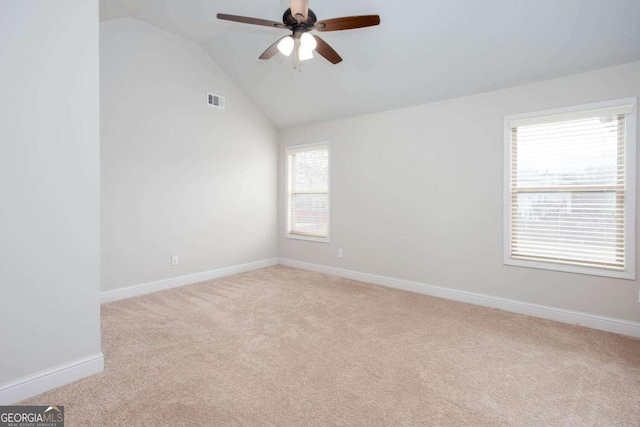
22,266 -> 640,426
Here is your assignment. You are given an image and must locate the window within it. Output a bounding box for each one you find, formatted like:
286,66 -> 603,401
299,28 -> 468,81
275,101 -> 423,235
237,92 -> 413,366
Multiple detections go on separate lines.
504,98 -> 636,279
286,143 -> 330,242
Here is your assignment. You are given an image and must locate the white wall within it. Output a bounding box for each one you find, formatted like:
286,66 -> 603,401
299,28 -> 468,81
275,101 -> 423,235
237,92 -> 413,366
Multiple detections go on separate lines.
279,61 -> 640,323
100,18 -> 278,292
0,0 -> 102,397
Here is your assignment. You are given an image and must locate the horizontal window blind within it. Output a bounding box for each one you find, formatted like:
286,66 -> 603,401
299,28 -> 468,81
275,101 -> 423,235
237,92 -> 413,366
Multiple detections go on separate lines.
509,110 -> 629,271
287,144 -> 329,239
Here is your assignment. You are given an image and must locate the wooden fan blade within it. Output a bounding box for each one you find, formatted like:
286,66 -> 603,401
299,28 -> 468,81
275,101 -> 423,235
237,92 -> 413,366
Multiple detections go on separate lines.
217,13 -> 286,29
315,15 -> 380,32
290,0 -> 309,20
259,36 -> 288,60
313,36 -> 342,64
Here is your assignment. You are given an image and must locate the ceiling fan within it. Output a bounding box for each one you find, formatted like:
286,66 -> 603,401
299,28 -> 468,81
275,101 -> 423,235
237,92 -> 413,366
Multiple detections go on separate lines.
217,0 -> 380,65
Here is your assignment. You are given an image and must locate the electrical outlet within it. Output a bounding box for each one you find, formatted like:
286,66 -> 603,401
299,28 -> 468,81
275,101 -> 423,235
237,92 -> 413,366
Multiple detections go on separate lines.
171,256 -> 179,266
338,249 -> 344,258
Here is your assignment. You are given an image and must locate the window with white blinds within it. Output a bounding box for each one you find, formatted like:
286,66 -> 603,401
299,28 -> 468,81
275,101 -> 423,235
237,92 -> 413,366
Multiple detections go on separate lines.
286,143 -> 330,242
504,99 -> 636,279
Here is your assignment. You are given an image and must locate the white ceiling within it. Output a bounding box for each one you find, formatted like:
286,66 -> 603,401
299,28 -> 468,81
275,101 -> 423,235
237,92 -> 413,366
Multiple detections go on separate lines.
100,0 -> 640,129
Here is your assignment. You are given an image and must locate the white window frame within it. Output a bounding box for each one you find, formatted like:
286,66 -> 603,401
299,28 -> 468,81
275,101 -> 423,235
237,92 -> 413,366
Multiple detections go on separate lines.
503,98 -> 637,279
285,141 -> 331,243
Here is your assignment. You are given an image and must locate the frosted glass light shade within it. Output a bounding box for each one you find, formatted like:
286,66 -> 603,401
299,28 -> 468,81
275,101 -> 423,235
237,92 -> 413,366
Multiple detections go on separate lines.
299,46 -> 314,61
300,33 -> 317,50
277,36 -> 294,56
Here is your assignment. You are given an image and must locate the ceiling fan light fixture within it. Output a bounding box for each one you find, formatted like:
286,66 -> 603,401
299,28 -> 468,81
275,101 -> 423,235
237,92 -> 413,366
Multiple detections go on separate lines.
277,36 -> 294,56
217,1 -> 380,66
299,46 -> 314,61
299,32 -> 317,51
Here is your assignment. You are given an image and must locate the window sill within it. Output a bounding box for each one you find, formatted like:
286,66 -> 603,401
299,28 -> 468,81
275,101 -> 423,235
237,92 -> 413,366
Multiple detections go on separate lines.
285,233 -> 330,243
504,257 -> 635,280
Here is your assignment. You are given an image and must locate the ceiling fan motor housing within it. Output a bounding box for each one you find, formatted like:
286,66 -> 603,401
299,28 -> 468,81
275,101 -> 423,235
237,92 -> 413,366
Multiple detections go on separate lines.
283,7 -> 317,34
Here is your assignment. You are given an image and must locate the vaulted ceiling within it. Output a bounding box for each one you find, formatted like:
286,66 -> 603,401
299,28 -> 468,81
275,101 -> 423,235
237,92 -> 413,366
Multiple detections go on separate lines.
100,0 -> 640,129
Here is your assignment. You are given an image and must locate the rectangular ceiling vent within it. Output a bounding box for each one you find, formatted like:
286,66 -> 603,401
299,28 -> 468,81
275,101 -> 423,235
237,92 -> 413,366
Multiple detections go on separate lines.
207,92 -> 225,110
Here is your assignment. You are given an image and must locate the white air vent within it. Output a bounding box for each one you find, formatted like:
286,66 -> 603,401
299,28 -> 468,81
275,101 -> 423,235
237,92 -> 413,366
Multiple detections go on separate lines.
207,92 -> 225,110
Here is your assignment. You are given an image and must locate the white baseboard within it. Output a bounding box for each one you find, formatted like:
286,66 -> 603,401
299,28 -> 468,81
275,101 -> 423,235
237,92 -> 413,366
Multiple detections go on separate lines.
0,353 -> 104,405
101,258 -> 279,304
279,258 -> 640,338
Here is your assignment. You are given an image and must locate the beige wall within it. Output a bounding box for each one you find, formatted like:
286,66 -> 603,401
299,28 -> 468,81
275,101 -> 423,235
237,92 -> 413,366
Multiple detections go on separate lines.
279,61 -> 640,323
100,18 -> 278,292
0,0 -> 101,386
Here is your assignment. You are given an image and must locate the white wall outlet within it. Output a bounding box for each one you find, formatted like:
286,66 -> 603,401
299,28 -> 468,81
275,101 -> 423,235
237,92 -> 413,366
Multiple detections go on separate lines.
338,249 -> 344,258
171,256 -> 179,266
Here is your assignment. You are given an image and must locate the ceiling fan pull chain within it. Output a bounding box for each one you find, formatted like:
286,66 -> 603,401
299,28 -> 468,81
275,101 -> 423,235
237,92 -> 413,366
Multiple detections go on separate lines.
294,39 -> 302,72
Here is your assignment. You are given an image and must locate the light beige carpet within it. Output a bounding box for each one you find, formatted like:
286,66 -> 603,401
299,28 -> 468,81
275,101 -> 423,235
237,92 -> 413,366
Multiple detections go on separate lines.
22,266 -> 640,426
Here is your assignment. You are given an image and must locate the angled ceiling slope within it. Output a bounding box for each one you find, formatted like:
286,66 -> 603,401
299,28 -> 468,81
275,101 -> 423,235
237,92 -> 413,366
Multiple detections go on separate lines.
101,0 -> 640,129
